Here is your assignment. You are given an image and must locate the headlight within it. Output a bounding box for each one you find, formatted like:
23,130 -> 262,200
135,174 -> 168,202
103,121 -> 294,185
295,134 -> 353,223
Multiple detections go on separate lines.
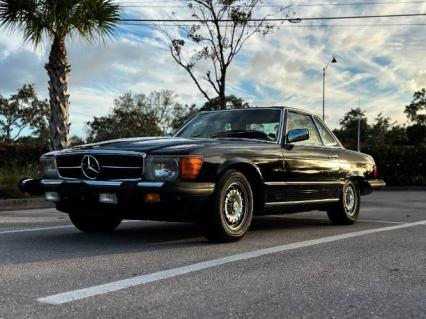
39,157 -> 58,178
144,156 -> 203,181
144,157 -> 179,181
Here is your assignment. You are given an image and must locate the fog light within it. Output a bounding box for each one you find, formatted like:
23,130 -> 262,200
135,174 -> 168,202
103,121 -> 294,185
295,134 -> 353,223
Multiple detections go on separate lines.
99,193 -> 118,205
45,192 -> 60,202
145,193 -> 160,203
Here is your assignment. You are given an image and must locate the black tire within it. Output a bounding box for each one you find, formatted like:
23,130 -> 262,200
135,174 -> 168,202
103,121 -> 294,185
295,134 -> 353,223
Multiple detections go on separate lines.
203,170 -> 254,242
69,210 -> 122,233
327,180 -> 360,225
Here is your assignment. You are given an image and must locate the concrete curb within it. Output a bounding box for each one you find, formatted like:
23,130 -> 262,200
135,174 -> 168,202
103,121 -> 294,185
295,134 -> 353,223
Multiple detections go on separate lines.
0,198 -> 54,211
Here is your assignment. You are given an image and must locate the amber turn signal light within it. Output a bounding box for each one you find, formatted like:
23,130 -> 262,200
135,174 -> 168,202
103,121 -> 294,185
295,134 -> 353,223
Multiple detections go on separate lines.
145,193 -> 160,203
179,156 -> 203,179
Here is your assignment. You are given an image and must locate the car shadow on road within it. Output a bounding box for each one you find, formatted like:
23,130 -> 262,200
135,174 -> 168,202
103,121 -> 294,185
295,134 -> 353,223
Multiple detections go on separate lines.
251,216 -> 331,231
3,215 -> 334,265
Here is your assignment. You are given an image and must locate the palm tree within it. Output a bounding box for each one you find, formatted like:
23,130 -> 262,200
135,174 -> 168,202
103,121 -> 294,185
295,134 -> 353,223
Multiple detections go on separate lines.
0,0 -> 120,150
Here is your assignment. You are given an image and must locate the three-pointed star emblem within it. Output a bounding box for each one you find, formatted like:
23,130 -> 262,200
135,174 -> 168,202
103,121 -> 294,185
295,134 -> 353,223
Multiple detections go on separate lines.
81,155 -> 101,180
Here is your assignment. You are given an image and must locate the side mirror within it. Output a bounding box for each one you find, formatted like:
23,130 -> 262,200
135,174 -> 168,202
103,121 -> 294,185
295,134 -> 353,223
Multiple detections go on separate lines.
287,128 -> 309,144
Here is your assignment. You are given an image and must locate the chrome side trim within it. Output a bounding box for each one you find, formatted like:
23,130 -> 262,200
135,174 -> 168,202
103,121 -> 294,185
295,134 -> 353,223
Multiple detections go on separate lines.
265,198 -> 339,206
265,181 -> 344,186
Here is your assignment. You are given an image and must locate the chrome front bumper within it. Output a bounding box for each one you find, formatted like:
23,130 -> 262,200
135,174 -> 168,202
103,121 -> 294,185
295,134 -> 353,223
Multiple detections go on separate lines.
18,178 -> 216,199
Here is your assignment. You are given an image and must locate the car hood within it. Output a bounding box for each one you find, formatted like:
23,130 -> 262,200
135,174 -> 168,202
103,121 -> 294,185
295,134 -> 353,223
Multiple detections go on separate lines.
59,136 -> 271,155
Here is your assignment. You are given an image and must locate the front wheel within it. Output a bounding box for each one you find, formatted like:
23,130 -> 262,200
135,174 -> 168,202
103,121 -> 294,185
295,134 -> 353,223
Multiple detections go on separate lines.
203,170 -> 254,242
327,180 -> 360,225
69,210 -> 122,233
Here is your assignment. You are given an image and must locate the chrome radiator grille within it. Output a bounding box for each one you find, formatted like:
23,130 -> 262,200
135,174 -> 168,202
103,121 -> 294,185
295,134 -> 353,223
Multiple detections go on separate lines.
55,152 -> 144,181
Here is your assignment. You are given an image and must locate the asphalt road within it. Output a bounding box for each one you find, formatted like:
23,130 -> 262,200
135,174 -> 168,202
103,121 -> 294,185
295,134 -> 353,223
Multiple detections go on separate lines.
0,191 -> 425,318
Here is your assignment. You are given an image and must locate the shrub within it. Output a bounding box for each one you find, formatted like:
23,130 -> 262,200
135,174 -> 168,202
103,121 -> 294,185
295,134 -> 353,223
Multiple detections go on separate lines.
0,143 -> 46,199
367,146 -> 426,186
0,143 -> 47,168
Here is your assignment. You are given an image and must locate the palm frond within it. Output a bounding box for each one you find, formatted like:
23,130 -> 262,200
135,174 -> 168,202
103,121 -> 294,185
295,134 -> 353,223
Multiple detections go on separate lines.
0,0 -> 49,47
0,0 -> 120,46
70,0 -> 120,44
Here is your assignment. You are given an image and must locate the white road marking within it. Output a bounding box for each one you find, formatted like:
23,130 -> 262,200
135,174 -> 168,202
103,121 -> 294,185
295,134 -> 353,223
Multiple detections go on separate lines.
298,216 -> 407,224
0,220 -> 143,235
0,225 -> 74,234
37,220 -> 426,305
358,219 -> 405,224
285,216 -> 405,224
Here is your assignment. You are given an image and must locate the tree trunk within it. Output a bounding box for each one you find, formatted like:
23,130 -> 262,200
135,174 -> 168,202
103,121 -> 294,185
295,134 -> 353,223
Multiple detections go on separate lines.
45,36 -> 71,150
219,72 -> 226,110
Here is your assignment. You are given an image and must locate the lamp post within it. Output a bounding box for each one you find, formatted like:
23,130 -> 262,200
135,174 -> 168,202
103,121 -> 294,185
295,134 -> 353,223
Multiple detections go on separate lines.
322,55 -> 337,121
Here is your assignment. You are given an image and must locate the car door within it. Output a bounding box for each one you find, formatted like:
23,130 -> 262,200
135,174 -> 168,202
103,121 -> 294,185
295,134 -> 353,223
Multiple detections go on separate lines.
312,115 -> 345,184
280,110 -> 340,202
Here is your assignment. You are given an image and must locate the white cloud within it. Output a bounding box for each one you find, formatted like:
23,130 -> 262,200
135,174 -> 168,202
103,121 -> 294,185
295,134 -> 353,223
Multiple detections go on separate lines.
1,1 -> 426,136
407,70 -> 426,92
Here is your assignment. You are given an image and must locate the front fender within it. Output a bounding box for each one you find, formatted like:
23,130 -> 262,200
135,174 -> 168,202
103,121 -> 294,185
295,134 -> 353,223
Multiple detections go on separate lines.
216,158 -> 263,182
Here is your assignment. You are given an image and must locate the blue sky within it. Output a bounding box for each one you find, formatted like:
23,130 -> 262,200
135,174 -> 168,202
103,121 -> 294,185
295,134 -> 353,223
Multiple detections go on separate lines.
1,0 -> 426,138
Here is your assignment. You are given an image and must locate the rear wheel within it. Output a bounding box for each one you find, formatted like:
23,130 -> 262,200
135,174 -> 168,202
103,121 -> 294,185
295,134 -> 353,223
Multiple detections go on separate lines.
203,170 -> 254,242
327,180 -> 360,225
69,210 -> 122,233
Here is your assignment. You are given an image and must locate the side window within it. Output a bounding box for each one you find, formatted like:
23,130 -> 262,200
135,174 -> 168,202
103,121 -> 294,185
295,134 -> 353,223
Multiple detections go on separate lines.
287,112 -> 322,146
313,117 -> 338,146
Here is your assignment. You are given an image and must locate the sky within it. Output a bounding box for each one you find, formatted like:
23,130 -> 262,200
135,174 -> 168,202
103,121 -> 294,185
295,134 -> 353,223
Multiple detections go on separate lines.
1,0 -> 426,138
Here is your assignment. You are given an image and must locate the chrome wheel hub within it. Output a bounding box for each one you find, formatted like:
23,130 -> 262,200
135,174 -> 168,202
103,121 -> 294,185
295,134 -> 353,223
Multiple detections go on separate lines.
224,183 -> 247,229
344,184 -> 356,215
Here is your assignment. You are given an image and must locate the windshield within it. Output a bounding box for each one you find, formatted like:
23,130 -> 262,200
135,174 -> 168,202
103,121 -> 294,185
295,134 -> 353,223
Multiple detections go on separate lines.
175,109 -> 282,142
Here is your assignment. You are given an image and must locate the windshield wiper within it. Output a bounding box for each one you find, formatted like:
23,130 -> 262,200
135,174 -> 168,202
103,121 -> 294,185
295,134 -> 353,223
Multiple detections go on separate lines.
210,130 -> 270,140
211,130 -> 249,138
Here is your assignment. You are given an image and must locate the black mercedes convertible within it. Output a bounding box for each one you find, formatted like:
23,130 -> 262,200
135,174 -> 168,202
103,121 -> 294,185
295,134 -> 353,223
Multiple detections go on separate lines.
19,107 -> 385,242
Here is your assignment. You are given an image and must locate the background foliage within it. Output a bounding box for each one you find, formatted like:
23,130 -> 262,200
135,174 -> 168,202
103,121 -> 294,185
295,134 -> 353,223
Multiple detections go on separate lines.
0,142 -> 47,198
0,85 -> 425,198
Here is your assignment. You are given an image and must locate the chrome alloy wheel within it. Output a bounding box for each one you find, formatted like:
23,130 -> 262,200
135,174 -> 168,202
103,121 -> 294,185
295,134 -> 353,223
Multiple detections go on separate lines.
223,182 -> 248,230
343,183 -> 357,216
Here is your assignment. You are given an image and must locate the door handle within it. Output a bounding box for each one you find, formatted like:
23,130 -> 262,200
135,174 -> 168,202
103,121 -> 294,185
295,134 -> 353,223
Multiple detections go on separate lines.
328,155 -> 339,159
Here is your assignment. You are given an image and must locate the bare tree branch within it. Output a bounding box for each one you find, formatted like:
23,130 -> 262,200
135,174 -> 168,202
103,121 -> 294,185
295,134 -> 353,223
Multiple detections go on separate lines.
163,0 -> 292,109
169,45 -> 212,102
206,71 -> 220,95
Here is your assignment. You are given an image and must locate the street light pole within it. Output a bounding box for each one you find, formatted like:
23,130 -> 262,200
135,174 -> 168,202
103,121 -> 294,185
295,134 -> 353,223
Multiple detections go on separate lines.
322,56 -> 337,121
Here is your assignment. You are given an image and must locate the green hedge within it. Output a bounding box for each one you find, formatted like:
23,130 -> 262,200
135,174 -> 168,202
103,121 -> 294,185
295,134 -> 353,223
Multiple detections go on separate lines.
366,146 -> 426,186
0,143 -> 47,199
0,143 -> 48,169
